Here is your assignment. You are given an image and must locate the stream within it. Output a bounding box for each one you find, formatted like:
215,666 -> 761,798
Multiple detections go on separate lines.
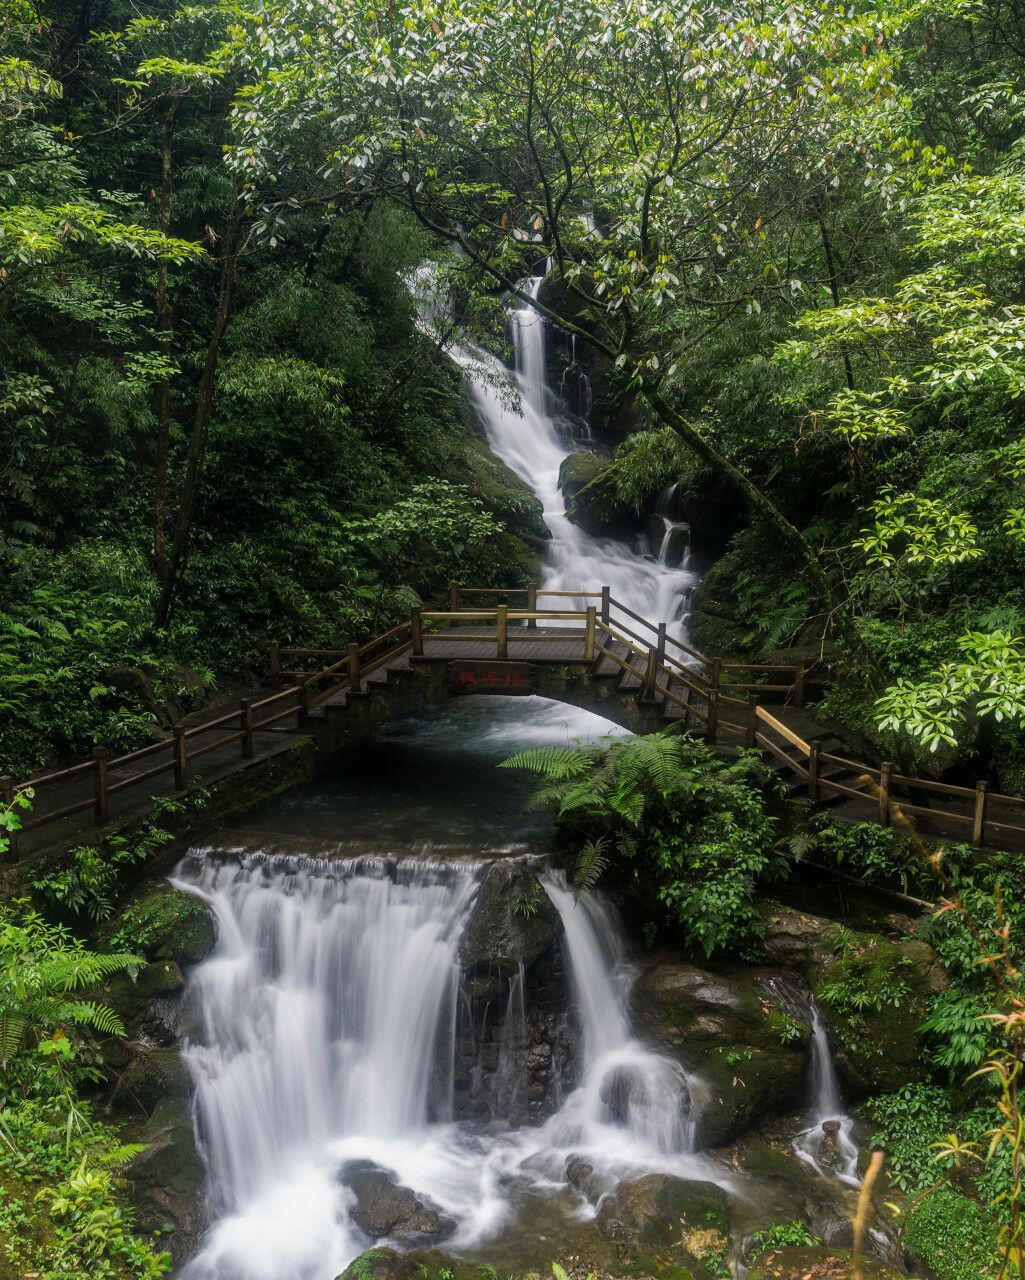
173,281 -> 859,1279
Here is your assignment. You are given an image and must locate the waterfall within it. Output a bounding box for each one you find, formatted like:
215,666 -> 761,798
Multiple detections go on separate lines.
764,976 -> 860,1186
414,265 -> 698,632
175,851 -> 724,1280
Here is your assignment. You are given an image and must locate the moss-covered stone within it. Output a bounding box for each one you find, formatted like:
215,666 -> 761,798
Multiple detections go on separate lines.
102,881 -> 216,966
337,1248 -> 502,1280
124,1097 -> 206,1264
633,962 -> 810,1146
112,1046 -> 192,1115
459,860 -> 558,977
811,932 -> 932,1094
596,1173 -> 729,1256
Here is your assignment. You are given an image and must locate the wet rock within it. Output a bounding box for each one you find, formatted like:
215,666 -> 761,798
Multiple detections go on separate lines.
459,862 -> 558,976
596,1173 -> 730,1252
565,1156 -> 604,1204
599,1064 -> 637,1124
558,450 -> 607,502
124,1097 -> 206,1265
747,1246 -> 900,1279
337,1249 -> 504,1280
632,962 -> 809,1147
111,1046 -> 192,1115
340,1162 -> 456,1245
101,881 -> 217,967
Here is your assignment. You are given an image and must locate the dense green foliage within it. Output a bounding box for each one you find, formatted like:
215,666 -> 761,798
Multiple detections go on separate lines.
502,732 -> 782,955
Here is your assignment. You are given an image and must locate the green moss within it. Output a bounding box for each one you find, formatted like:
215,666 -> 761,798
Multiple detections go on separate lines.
903,1187 -> 1001,1280
104,882 -> 216,966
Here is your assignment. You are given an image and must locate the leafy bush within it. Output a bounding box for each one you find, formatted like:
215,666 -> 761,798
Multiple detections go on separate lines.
502,732 -> 782,955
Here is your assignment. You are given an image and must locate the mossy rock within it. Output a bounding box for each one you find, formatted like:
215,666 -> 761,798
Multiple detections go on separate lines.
102,958 -> 185,1040
596,1173 -> 729,1257
748,1247 -> 900,1279
812,933 -> 935,1094
124,1097 -> 206,1263
337,1248 -> 502,1280
558,450 -> 608,499
101,881 -> 216,966
459,860 -> 558,976
112,1046 -> 192,1115
0,1168 -> 58,1280
632,962 -> 810,1146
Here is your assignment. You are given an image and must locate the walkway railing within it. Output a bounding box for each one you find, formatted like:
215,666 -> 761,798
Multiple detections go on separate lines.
5,581 -> 1024,856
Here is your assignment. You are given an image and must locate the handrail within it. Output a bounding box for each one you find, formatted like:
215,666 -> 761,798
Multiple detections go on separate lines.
6,581 -> 1025,858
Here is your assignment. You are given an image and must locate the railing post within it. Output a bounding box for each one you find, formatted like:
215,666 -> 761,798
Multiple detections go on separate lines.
1,776 -> 17,860
794,664 -> 806,708
656,622 -> 667,667
972,780 -> 989,847
410,608 -> 424,657
707,658 -> 721,745
683,684 -> 693,732
270,643 -> 281,690
496,603 -> 509,659
298,679 -> 311,727
93,746 -> 109,825
879,761 -> 893,826
601,585 -> 611,625
347,642 -> 361,693
240,697 -> 254,760
584,605 -> 596,661
643,647 -> 658,699
527,583 -> 537,629
745,694 -> 758,749
172,728 -> 188,790
808,742 -> 820,800
449,580 -> 459,613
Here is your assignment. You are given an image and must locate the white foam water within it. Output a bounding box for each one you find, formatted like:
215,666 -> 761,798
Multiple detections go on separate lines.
175,854 -> 727,1280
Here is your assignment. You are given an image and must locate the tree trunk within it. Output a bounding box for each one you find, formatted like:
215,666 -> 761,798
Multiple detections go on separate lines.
153,212 -> 241,631
153,101 -> 180,587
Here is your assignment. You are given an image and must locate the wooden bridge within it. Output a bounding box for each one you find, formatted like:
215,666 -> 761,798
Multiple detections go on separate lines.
6,585 -> 1025,859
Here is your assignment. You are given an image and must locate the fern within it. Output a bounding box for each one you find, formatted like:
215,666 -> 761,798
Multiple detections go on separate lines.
574,838 -> 610,902
499,746 -> 591,779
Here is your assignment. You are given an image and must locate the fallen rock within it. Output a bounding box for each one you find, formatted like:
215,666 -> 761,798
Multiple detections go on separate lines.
759,904 -> 839,971
340,1162 -> 455,1245
101,881 -> 217,967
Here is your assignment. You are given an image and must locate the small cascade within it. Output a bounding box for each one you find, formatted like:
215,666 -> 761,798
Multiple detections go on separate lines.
765,976 -> 860,1186
411,264 -> 698,634
176,850 -> 726,1280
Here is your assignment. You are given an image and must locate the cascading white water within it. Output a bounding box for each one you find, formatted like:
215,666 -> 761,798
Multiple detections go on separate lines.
764,976 -> 859,1186
417,266 -> 698,631
175,852 -> 726,1280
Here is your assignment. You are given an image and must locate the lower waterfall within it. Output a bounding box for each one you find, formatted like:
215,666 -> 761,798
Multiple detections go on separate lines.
174,851 -> 722,1280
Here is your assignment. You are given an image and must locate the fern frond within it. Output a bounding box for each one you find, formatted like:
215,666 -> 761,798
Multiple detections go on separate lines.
94,1143 -> 146,1169
57,1001 -> 125,1037
0,1013 -> 27,1063
500,747 -> 592,778
573,838 -> 609,902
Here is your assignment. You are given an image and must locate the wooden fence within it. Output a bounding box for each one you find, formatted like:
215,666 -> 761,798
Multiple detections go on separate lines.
4,582 -> 1023,856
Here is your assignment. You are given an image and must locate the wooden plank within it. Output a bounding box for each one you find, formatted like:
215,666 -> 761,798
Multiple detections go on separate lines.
755,709 -> 811,754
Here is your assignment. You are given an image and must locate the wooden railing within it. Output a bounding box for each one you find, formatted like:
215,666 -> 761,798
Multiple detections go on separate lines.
5,581 -> 1023,856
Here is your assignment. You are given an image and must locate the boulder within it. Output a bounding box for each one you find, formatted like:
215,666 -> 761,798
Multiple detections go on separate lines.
632,962 -> 810,1147
340,1163 -> 456,1245
101,881 -> 217,967
124,1098 -> 206,1265
558,450 -> 608,501
760,905 -> 839,971
747,1246 -> 900,1279
112,1046 -> 192,1115
337,1250 -> 508,1280
810,933 -> 937,1094
459,861 -> 558,977
596,1172 -> 730,1256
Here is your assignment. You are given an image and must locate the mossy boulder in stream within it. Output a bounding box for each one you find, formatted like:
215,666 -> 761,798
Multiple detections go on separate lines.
458,861 -> 558,977
811,931 -> 943,1094
632,962 -> 810,1147
337,1250 -> 501,1280
558,452 -> 637,535
123,1097 -> 206,1264
596,1173 -> 730,1258
100,880 -> 216,966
